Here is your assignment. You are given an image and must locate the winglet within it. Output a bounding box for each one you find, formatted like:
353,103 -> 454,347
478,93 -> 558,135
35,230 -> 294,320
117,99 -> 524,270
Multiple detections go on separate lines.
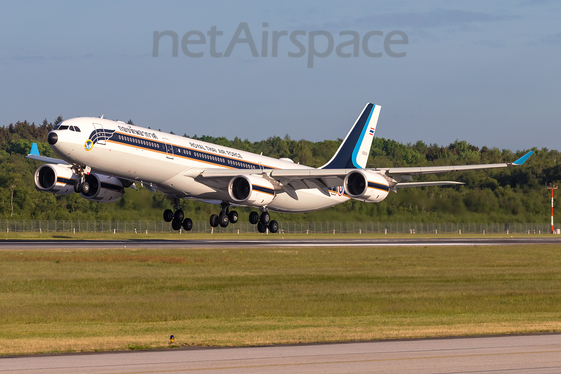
512,151 -> 533,166
30,142 -> 40,156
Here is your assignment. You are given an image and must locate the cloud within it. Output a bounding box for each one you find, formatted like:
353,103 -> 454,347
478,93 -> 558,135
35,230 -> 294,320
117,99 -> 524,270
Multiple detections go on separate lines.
540,33 -> 561,45
518,0 -> 558,6
302,9 -> 516,31
6,53 -> 151,65
471,39 -> 507,48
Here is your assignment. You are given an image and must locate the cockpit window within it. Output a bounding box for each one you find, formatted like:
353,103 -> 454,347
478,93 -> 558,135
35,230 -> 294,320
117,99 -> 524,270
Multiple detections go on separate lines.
54,124 -> 80,131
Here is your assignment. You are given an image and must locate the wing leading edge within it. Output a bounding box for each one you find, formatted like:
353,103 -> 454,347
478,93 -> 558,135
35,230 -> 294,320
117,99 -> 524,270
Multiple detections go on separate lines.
381,151 -> 534,183
26,142 -> 69,164
199,150 -> 533,194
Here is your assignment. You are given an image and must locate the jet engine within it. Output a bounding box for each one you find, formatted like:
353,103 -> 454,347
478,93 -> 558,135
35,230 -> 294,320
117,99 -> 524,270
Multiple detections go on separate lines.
80,173 -> 125,203
228,174 -> 275,206
344,170 -> 390,203
34,164 -> 78,195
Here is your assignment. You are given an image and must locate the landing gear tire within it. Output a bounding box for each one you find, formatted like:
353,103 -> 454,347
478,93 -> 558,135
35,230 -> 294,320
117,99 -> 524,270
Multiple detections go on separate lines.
257,221 -> 267,233
182,218 -> 193,231
172,220 -> 181,231
249,211 -> 259,225
268,220 -> 279,234
210,214 -> 219,228
74,182 -> 82,193
82,182 -> 90,194
163,209 -> 174,222
219,213 -> 229,228
174,209 -> 184,223
228,211 -> 238,224
260,212 -> 270,225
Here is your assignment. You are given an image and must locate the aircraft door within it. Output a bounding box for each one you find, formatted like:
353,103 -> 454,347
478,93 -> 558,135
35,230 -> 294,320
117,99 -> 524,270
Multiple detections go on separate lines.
163,138 -> 174,159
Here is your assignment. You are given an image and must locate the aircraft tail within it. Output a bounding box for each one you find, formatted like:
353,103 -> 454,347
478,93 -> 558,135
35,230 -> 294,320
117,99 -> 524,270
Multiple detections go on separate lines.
321,103 -> 381,169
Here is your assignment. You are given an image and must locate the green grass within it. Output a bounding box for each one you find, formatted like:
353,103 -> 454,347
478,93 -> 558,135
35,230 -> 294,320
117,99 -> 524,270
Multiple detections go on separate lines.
0,230 -> 553,240
1,245 -> 560,355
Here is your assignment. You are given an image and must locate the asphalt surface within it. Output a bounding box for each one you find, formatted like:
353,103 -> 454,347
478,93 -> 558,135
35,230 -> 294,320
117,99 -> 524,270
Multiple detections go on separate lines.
2,334 -> 560,373
1,237 -> 561,249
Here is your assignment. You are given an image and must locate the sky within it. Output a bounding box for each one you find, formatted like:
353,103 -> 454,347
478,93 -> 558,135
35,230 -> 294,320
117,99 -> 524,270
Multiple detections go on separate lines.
1,0 -> 559,152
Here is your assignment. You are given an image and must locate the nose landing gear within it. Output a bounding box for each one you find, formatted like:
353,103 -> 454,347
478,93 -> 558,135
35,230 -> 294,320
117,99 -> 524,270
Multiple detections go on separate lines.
74,181 -> 90,194
72,165 -> 92,194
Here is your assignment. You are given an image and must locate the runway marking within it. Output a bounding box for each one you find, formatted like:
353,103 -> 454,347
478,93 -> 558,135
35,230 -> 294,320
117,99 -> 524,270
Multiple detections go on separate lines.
111,349 -> 561,373
4,237 -> 561,251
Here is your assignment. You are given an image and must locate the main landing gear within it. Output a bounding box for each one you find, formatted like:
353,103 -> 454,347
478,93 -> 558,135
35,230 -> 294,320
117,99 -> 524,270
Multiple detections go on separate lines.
209,203 -> 238,228
249,209 -> 278,234
163,199 -> 278,234
209,204 -> 278,234
163,198 -> 192,231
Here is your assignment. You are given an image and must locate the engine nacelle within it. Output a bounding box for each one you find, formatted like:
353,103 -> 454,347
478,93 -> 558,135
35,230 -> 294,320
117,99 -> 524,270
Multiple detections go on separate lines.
34,164 -> 78,195
228,174 -> 275,207
80,173 -> 124,203
344,170 -> 390,203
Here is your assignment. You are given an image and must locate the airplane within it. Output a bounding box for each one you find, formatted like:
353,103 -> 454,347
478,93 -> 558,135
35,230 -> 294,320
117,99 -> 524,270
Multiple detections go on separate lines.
27,103 -> 533,233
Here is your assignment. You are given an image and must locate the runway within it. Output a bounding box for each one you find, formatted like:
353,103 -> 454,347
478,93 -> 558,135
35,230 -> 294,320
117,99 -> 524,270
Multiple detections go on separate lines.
1,237 -> 561,249
2,334 -> 560,373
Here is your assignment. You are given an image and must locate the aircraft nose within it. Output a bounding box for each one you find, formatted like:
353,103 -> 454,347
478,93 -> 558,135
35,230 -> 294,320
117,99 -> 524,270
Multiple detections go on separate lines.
48,132 -> 58,145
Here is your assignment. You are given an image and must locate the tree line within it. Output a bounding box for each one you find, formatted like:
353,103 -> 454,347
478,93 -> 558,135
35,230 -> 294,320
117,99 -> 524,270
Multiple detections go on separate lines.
0,117 -> 558,223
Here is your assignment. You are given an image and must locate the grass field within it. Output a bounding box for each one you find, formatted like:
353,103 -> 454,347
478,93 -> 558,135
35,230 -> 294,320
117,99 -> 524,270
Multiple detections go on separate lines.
1,244 -> 560,355
0,230 -> 553,240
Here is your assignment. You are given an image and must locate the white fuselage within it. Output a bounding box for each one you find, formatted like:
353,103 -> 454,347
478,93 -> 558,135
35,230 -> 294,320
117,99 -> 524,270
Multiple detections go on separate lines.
51,117 -> 353,213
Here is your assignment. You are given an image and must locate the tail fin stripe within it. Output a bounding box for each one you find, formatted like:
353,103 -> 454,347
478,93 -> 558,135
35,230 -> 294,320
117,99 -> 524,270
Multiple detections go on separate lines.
321,103 -> 381,169
351,107 -> 375,168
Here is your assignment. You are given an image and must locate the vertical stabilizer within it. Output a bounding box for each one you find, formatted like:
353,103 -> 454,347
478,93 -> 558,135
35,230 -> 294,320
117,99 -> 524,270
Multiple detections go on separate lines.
321,103 -> 381,169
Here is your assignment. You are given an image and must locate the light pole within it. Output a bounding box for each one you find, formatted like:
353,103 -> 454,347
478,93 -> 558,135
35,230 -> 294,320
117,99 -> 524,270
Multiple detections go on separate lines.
546,184 -> 557,234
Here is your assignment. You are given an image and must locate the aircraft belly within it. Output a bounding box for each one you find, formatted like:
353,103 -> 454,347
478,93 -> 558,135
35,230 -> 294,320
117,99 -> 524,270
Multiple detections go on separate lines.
269,190 -> 349,213
159,174 -> 224,199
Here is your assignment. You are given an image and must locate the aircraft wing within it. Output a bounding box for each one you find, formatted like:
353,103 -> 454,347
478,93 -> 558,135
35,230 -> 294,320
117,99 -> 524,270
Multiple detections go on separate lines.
394,181 -> 464,188
378,151 -> 534,182
196,168 -> 352,198
198,150 -> 533,196
200,168 -> 350,187
26,142 -> 140,191
26,154 -> 69,164
26,143 -> 69,164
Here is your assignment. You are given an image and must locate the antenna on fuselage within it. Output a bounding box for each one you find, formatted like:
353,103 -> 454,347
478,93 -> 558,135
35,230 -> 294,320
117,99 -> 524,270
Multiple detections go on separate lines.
100,115 -> 104,119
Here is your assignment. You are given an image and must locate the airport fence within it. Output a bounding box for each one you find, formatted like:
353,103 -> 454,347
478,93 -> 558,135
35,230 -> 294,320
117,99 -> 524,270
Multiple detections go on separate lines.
1,220 -> 560,235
